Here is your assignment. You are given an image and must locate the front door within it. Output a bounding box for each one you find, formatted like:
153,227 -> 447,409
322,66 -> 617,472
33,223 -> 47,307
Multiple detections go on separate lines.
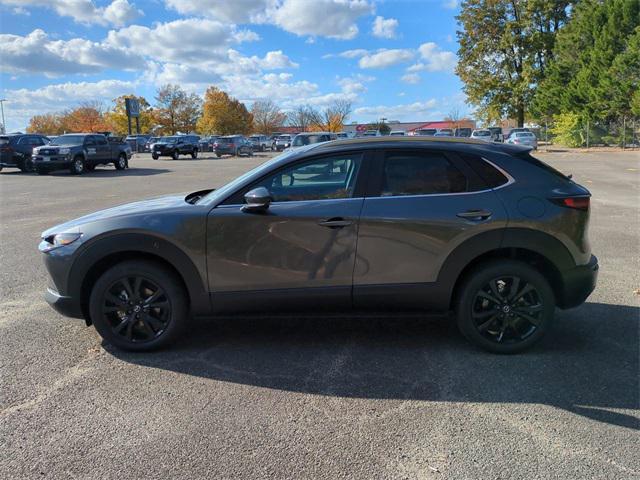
207,151 -> 368,313
353,148 -> 508,310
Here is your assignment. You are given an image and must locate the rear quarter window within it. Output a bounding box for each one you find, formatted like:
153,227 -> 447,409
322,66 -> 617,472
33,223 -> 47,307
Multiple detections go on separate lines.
459,153 -> 509,188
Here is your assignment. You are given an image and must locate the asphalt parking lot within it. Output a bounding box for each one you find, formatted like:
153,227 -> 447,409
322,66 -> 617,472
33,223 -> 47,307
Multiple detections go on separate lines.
1,149 -> 638,479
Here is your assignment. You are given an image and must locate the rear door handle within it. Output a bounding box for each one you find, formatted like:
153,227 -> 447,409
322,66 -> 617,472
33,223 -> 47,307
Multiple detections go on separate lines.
457,209 -> 492,221
318,217 -> 352,228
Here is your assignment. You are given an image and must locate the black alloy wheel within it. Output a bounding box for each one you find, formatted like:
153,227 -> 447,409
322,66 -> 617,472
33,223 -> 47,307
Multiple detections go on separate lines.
456,260 -> 554,353
172,150 -> 179,160
115,154 -> 127,170
89,260 -> 188,351
21,155 -> 36,173
70,156 -> 84,175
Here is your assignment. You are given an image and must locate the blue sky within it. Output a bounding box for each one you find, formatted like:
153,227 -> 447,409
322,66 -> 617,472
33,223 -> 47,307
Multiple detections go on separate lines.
0,0 -> 468,132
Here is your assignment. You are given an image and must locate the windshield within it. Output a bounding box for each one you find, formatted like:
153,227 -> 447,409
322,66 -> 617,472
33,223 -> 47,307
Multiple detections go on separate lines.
293,134 -> 324,146
54,135 -> 86,145
158,136 -> 178,144
277,136 -> 291,141
516,132 -> 534,137
474,131 -> 490,136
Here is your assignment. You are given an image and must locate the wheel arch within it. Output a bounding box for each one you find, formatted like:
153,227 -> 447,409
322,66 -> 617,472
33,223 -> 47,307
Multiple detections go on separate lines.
70,233 -> 211,324
438,228 -> 574,310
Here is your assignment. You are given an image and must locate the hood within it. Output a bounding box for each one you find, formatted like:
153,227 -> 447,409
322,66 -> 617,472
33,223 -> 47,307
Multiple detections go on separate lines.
42,193 -> 189,236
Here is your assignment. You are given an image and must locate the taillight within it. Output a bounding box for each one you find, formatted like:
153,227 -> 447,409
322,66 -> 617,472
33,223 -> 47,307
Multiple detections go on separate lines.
551,196 -> 590,211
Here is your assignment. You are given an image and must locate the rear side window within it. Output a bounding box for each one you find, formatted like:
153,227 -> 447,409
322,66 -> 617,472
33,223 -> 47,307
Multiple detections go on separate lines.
516,152 -> 569,180
459,153 -> 509,188
381,152 -> 467,196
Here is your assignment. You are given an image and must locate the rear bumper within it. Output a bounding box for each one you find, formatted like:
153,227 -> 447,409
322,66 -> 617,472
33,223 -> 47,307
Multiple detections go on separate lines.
558,255 -> 599,309
45,287 -> 83,319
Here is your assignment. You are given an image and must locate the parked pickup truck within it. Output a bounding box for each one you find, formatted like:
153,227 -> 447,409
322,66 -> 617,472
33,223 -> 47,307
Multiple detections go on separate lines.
32,133 -> 132,175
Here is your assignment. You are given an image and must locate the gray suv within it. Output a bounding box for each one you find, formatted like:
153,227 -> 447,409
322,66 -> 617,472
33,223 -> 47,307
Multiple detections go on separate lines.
39,137 -> 598,353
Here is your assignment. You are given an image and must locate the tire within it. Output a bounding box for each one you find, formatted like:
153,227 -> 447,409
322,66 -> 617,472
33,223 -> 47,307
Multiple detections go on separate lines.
216,153 -> 222,158
260,144 -> 265,152
20,155 -> 35,173
172,150 -> 179,160
455,259 -> 555,354
89,260 -> 189,352
191,149 -> 198,159
114,154 -> 127,170
70,156 -> 85,175
152,154 -> 159,160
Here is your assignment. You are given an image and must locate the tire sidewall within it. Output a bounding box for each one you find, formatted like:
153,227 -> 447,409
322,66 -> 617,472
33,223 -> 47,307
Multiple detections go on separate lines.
70,156 -> 84,175
89,261 -> 188,351
456,260 -> 555,354
173,150 -> 179,160
115,155 -> 127,170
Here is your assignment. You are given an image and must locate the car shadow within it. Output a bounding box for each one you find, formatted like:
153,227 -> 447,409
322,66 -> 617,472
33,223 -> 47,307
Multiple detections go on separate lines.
106,302 -> 639,430
46,167 -> 171,177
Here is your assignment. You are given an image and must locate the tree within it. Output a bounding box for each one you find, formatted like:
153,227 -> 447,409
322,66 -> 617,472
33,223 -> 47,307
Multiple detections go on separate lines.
309,100 -> 352,132
445,107 -> 462,130
456,0 -> 572,126
155,84 -> 202,134
251,100 -> 286,134
286,105 -> 317,132
105,95 -> 155,135
62,102 -> 109,132
26,113 -> 64,135
532,1 -> 639,122
197,86 -> 253,135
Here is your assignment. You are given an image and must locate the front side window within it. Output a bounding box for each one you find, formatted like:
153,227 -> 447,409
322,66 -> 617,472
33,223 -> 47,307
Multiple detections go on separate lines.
253,153 -> 362,202
381,151 -> 467,196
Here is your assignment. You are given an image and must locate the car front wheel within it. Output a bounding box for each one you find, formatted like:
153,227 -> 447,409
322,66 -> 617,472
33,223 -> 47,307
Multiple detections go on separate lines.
172,150 -> 179,160
455,260 -> 554,354
89,260 -> 189,351
20,155 -> 35,173
191,149 -> 198,159
114,154 -> 127,170
70,156 -> 85,175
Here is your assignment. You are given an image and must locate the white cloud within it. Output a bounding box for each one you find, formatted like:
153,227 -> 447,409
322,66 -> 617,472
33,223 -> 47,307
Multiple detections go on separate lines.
442,0 -> 458,9
358,49 -> 414,69
338,49 -> 369,59
0,0 -> 142,26
372,16 -> 398,39
165,0 -> 373,40
410,42 -> 457,72
354,99 -> 440,121
0,29 -> 143,76
337,74 -> 374,94
401,73 -> 420,84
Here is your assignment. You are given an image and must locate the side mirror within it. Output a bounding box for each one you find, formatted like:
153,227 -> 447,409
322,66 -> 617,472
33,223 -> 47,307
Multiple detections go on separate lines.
242,187 -> 271,212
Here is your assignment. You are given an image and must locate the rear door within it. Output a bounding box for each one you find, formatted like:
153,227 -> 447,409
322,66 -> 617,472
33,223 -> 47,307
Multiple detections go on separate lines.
207,150 -> 370,312
353,148 -> 508,310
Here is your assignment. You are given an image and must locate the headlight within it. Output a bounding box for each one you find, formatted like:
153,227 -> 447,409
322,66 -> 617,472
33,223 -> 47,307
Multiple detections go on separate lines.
33,147 -> 41,154
59,148 -> 70,154
41,232 -> 82,252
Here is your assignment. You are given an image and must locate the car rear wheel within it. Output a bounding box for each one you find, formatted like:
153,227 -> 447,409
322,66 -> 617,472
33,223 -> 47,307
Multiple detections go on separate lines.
89,260 -> 189,351
20,155 -> 35,173
191,149 -> 198,159
172,150 -> 179,160
114,154 -> 127,170
70,156 -> 85,175
216,153 -> 222,158
152,154 -> 159,160
455,260 -> 554,354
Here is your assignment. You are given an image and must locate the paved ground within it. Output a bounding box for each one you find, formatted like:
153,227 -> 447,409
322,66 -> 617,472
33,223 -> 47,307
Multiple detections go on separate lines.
1,149 -> 638,479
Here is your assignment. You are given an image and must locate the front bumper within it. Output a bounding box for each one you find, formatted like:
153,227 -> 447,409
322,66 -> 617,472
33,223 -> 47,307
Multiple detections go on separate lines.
558,254 -> 599,309
45,287 -> 83,319
33,155 -> 71,167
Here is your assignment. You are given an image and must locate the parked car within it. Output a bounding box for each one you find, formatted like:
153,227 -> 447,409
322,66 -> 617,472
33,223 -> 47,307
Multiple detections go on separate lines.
0,133 -> 50,172
248,135 -> 270,152
455,128 -> 472,137
506,131 -> 538,150
363,130 -> 381,137
291,132 -> 336,148
143,137 -> 160,152
415,128 -> 437,136
438,128 -> 454,136
389,130 -> 406,136
214,136 -> 253,157
198,136 -> 219,153
505,128 -> 530,141
269,133 -> 283,151
152,135 -> 199,160
336,132 -> 350,139
40,137 -> 597,354
470,129 -> 494,142
487,127 -> 504,142
32,133 -> 131,175
274,134 -> 293,151
434,131 -> 453,137
125,134 -> 151,153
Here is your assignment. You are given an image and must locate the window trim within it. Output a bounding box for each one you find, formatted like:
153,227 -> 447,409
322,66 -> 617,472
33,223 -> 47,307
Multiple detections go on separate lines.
220,150 -> 371,206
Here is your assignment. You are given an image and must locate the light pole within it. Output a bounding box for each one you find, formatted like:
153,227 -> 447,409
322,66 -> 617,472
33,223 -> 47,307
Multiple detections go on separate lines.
0,99 -> 6,134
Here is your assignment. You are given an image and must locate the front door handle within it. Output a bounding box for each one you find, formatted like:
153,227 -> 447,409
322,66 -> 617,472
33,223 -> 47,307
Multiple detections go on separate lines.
318,217 -> 352,228
457,209 -> 492,221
